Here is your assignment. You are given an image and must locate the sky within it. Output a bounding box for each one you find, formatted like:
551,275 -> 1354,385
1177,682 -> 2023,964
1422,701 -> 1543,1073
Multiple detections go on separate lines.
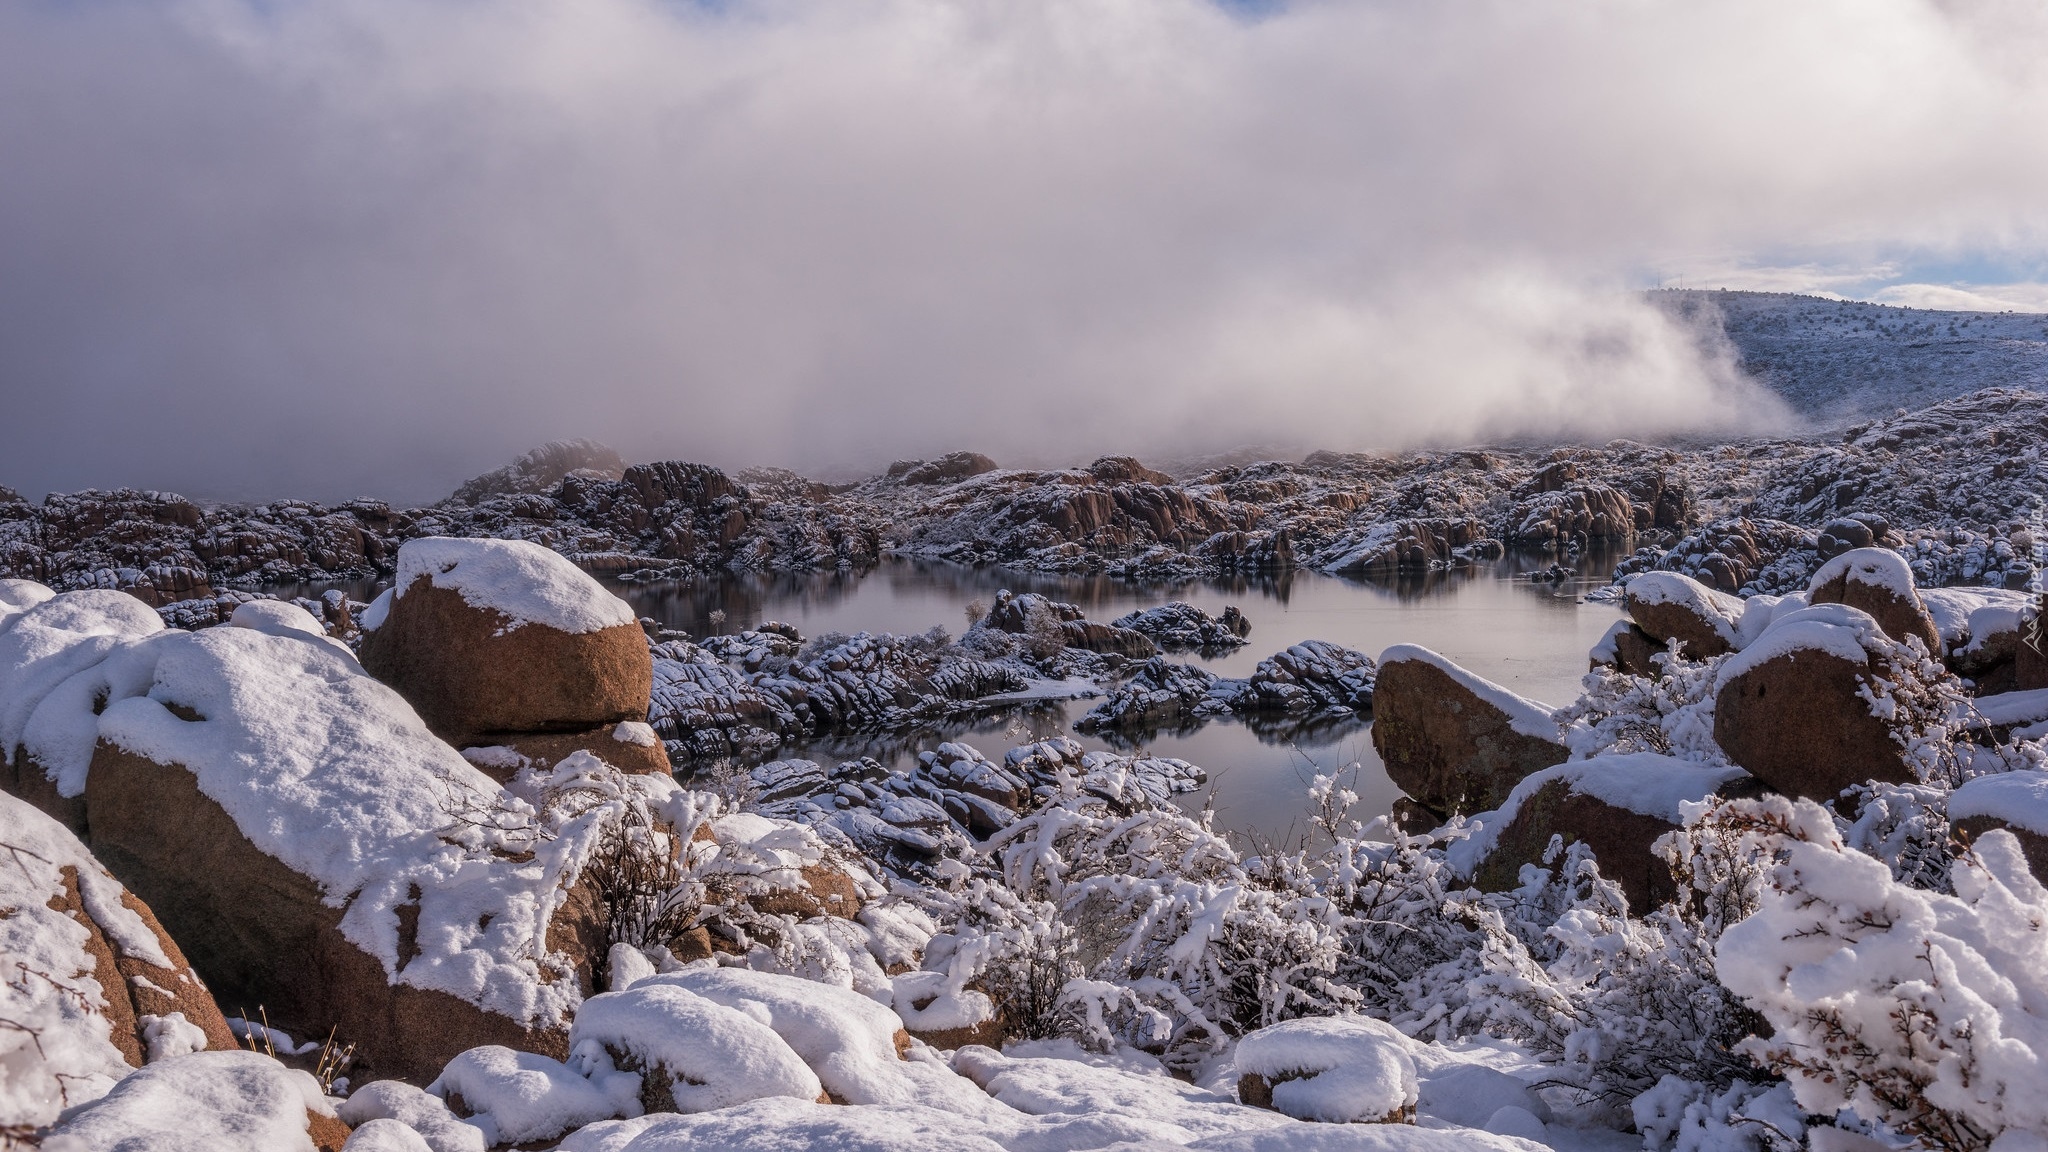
3,0 -> 2048,504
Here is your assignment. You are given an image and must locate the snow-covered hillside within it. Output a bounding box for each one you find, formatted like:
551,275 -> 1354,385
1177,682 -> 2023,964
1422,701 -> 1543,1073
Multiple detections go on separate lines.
1655,289 -> 2048,423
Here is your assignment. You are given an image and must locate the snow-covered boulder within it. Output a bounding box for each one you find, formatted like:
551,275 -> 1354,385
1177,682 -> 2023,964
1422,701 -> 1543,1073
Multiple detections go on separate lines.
0,588 -> 164,832
643,967 -> 914,1105
1923,585 -> 2035,694
335,1079 -> 488,1152
1371,646 -> 1567,818
1463,753 -> 1753,914
0,577 -> 56,629
1588,618 -> 1666,678
41,1050 -> 350,1152
1712,604 -> 1917,800
567,981 -> 825,1113
359,537 -> 652,753
1950,770 -> 2048,882
1234,1016 -> 1419,1124
1623,571 -> 1744,659
82,626 -> 588,1082
0,790 -> 239,1130
429,1046 -> 634,1145
1110,602 -> 1250,653
1806,547 -> 1942,654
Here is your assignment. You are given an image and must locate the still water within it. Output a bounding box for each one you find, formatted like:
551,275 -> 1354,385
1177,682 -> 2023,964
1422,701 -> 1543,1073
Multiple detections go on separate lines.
605,552 -> 1624,845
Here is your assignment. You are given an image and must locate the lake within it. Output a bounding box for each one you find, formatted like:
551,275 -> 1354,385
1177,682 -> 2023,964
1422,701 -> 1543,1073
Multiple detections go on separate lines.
605,551 -> 1624,846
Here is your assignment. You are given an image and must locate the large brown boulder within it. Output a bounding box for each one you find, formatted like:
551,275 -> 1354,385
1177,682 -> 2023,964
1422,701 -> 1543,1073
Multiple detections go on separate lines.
359,537 -> 652,746
1713,605 -> 1915,801
1806,548 -> 1941,654
1468,755 -> 1757,914
86,627 -> 584,1083
1623,572 -> 1743,660
1372,646 -> 1568,817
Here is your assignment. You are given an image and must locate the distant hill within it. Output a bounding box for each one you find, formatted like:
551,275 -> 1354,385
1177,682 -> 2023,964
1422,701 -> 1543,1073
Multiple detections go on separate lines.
1652,289 -> 2048,425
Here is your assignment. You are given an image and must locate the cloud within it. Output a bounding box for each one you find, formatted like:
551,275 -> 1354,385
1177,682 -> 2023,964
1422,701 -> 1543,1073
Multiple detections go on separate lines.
3,0 -> 2048,502
1871,283 -> 2048,312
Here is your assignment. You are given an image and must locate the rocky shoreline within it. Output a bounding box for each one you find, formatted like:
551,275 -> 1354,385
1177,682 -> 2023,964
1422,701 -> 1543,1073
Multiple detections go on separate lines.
4,388 -> 2041,612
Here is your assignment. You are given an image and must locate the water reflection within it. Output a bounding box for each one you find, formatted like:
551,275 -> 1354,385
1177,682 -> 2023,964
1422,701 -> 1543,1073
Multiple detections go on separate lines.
273,547 -> 1625,845
620,548 -> 1625,845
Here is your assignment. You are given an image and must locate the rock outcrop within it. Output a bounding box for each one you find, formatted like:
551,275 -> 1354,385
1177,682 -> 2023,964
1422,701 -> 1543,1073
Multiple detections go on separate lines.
0,789 -> 241,1130
1467,754 -> 1755,914
82,626 -> 586,1083
359,538 -> 657,761
1623,572 -> 1744,660
1806,548 -> 1942,653
1371,646 -> 1568,818
1712,605 -> 1917,800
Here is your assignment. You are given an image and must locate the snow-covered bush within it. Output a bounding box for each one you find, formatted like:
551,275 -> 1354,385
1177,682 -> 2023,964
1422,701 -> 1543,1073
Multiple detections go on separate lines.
1557,650 -> 1726,765
1718,795 -> 2048,1151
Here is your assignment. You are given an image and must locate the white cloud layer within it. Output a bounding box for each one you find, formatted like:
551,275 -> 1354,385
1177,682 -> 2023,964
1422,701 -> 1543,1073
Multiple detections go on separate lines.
4,0 -> 2048,500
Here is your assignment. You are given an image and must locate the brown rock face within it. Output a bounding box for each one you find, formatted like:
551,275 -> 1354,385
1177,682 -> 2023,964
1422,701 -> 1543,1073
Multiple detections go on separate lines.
359,579 -> 652,747
1371,655 -> 1568,817
1713,646 -> 1911,801
46,863 -> 241,1068
1470,774 -> 1764,915
1807,550 -> 1942,654
12,749 -> 89,836
83,740 -> 569,1083
748,862 -> 867,920
1595,622 -> 1667,679
1623,574 -> 1741,660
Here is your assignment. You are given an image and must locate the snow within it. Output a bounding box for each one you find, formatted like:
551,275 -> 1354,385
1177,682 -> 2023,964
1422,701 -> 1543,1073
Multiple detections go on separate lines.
1183,1126 -> 1548,1151
336,1080 -> 489,1152
1625,572 -> 1746,647
0,577 -> 55,629
0,791 -> 143,1127
0,588 -> 164,767
1232,1016 -> 1419,1124
1713,602 -> 1887,685
553,1096 -> 1014,1152
1411,1063 -> 1552,1129
389,536 -> 636,634
228,598 -> 327,638
1379,644 -> 1561,738
1973,689 -> 2048,730
1450,753 -> 1747,874
1950,770 -> 2048,837
1920,586 -> 2033,648
952,1042 -> 1286,1142
1731,591 -> 1808,649
612,720 -> 659,747
342,1118 -> 438,1152
94,626 -> 585,1026
19,632 -> 171,799
1808,547 -> 1921,600
647,966 -> 914,1105
138,1013 -> 209,1062
41,1051 -> 334,1152
428,1045 -> 630,1145
567,981 -> 823,1112
1718,800 -> 2048,1145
